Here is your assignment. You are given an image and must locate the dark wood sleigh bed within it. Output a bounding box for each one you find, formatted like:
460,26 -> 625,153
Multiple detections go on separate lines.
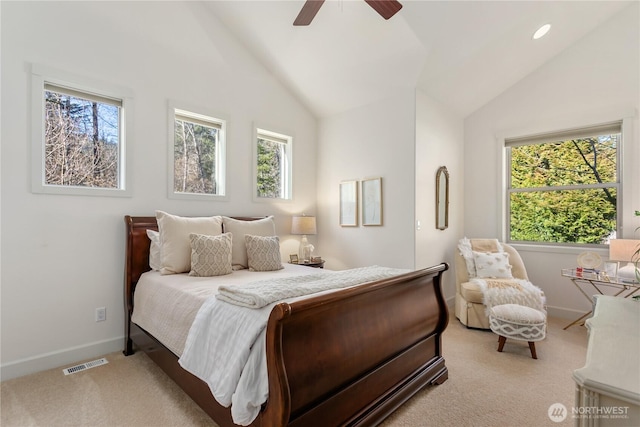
123,215 -> 449,427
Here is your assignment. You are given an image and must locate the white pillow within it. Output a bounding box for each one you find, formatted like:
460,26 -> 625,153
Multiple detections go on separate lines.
245,234 -> 283,272
222,216 -> 276,269
156,211 -> 223,275
189,233 -> 233,277
147,229 -> 161,271
473,251 -> 513,279
458,237 -> 476,278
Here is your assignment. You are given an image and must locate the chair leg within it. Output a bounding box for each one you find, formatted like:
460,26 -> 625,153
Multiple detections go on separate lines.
528,341 -> 538,359
497,335 -> 506,352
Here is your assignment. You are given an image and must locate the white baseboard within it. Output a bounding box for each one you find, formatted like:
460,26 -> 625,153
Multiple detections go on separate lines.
0,303 -> 587,381
444,296 -> 591,323
445,294 -> 456,309
1,337 -> 122,381
546,305 -> 591,322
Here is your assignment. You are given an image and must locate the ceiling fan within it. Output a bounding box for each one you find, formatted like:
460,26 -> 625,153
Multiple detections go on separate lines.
294,0 -> 403,26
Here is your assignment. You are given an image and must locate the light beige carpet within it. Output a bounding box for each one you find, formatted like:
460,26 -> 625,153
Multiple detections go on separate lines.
1,314 -> 588,426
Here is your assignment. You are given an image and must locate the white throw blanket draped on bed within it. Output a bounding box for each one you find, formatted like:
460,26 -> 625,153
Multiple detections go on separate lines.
178,265 -> 408,426
217,265 -> 409,309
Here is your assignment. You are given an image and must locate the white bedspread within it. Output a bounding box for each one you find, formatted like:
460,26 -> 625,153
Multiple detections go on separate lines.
179,265 -> 408,426
131,263 -> 324,356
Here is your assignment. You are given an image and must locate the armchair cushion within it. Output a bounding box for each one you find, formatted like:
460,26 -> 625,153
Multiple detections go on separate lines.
460,281 -> 485,304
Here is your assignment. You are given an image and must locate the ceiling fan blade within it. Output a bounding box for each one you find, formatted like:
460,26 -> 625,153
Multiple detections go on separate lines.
364,0 -> 403,20
294,0 -> 325,26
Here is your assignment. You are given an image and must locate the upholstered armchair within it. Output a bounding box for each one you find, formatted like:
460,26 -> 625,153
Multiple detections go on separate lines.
454,242 -> 530,329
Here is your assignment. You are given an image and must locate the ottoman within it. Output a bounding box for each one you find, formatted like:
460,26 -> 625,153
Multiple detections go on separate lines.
489,303 -> 546,359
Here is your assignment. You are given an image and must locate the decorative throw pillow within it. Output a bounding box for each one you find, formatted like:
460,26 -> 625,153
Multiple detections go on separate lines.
189,233 -> 233,277
156,211 -> 223,275
473,251 -> 513,279
147,229 -> 161,271
244,234 -> 283,272
458,237 -> 477,278
222,216 -> 276,269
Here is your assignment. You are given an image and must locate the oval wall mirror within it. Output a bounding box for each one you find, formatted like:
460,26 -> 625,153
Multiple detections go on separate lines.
436,166 -> 449,230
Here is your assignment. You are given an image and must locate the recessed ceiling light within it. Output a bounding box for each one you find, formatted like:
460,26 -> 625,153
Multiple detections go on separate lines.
533,24 -> 551,40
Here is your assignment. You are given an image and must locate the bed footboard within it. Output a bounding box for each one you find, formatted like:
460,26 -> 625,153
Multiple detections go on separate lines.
262,264 -> 449,426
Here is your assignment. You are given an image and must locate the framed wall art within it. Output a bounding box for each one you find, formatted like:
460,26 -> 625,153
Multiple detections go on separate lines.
361,177 -> 382,226
339,180 -> 358,227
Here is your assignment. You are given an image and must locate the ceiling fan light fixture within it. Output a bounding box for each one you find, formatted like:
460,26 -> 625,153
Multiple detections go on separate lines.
533,23 -> 551,40
294,0 -> 402,26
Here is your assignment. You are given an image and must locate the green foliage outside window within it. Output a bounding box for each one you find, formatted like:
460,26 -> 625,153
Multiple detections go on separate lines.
256,138 -> 283,198
509,135 -> 618,244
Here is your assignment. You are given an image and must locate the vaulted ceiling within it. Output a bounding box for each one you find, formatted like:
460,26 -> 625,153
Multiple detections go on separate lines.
205,1 -> 633,118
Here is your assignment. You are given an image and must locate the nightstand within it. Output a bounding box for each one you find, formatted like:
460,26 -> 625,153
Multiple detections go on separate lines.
292,260 -> 325,268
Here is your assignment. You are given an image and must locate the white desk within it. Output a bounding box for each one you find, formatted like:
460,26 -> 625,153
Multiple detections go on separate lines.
573,295 -> 640,427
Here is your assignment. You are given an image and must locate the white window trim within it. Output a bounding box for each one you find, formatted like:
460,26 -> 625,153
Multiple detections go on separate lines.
31,64 -> 132,197
167,100 -> 228,201
496,109 -> 637,248
253,125 -> 293,202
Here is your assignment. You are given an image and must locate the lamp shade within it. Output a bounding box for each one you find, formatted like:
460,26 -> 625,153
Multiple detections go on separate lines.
609,239 -> 640,262
291,216 -> 317,235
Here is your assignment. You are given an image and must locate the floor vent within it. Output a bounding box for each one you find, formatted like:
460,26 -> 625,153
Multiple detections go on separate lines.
62,358 -> 108,375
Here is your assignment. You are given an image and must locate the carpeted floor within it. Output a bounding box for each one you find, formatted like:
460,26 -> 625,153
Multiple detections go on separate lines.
1,314 -> 588,426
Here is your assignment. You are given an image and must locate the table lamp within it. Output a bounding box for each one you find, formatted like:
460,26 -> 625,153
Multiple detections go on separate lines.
609,239 -> 640,282
291,215 -> 317,263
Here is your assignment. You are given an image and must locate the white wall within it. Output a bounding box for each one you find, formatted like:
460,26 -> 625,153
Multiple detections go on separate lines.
0,1 -> 317,379
463,4 -> 640,319
415,91 -> 464,302
316,91 -> 417,270
315,87 -> 465,306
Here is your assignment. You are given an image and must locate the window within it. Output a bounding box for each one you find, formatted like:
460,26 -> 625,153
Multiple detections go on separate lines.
506,121 -> 621,246
32,65 -> 131,196
255,128 -> 292,200
170,107 -> 226,199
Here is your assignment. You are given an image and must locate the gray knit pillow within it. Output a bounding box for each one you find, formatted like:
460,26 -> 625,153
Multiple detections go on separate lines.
245,234 -> 283,272
189,233 -> 232,277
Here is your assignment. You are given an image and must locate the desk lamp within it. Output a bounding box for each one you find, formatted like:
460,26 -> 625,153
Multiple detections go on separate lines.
609,239 -> 640,282
291,215 -> 316,263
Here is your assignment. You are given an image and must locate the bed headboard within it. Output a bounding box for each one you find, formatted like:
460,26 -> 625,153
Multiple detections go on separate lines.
123,215 -> 264,318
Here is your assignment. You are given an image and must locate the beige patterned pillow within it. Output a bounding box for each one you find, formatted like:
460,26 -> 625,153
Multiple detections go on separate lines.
244,234 -> 283,272
189,233 -> 233,277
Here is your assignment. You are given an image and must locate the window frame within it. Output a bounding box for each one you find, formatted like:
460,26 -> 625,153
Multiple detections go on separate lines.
503,121 -> 623,248
31,64 -> 133,197
253,126 -> 293,202
167,101 -> 227,201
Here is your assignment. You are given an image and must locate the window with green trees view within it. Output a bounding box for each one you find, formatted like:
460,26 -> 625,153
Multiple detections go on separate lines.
172,109 -> 225,197
255,128 -> 292,200
506,122 -> 621,245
